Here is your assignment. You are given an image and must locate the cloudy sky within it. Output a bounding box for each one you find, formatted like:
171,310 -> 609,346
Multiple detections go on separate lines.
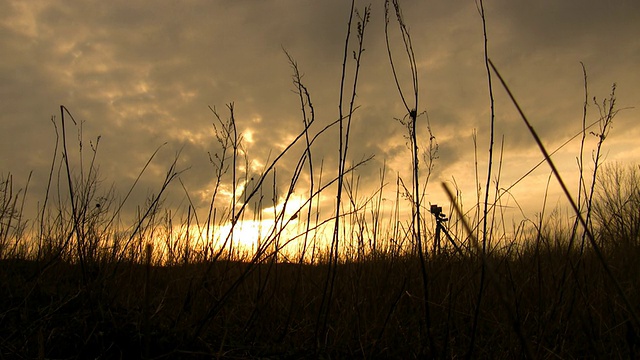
2,0 -> 639,241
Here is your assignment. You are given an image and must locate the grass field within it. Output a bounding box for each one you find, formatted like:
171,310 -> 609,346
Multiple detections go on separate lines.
2,1 -> 639,358
2,200 -> 640,358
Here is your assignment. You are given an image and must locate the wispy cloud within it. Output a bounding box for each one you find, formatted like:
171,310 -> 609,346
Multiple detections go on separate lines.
1,0 -> 639,222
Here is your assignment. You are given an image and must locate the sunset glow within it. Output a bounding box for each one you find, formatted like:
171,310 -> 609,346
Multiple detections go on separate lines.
1,0 -> 639,252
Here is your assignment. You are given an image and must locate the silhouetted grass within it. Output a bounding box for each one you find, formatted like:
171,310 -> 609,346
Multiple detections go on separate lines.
2,222 -> 639,358
2,117 -> 639,358
2,2 -> 639,359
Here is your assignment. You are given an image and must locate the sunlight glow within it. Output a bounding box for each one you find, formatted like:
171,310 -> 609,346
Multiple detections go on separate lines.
243,128 -> 255,144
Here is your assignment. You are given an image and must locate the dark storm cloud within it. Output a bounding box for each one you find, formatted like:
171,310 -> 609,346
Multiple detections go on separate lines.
1,0 -> 639,222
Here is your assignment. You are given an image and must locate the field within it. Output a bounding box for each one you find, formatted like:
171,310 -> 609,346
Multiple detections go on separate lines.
2,1 -> 639,358
2,200 -> 640,358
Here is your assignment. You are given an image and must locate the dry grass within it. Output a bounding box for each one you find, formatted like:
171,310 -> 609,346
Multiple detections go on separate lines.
2,3 -> 638,359
2,231 -> 639,358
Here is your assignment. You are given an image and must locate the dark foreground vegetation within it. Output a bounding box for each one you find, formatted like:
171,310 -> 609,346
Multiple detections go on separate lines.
3,1 -> 639,358
2,221 -> 640,359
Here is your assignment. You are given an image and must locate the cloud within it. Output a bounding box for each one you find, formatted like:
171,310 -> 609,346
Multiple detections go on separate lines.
1,0 -> 639,227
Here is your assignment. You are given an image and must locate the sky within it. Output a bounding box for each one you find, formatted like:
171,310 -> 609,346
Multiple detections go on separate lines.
2,0 -> 640,246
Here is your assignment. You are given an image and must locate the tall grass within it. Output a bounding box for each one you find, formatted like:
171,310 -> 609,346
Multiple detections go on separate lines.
1,2 -> 639,359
